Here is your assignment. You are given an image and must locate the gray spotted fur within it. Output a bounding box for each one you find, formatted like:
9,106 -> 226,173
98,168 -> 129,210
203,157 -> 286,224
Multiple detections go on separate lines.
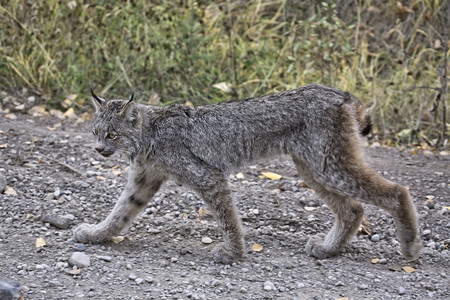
73,84 -> 421,264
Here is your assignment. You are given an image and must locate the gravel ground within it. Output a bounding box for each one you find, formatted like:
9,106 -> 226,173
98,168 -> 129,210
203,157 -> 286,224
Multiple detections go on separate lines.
0,113 -> 449,300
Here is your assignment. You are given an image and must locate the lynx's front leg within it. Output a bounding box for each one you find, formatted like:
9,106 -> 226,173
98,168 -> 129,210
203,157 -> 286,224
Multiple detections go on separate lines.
74,167 -> 164,243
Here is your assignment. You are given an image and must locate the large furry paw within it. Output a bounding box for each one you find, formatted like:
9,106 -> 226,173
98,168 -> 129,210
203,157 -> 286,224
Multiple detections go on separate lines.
73,223 -> 111,243
212,244 -> 243,265
305,233 -> 337,259
401,237 -> 421,261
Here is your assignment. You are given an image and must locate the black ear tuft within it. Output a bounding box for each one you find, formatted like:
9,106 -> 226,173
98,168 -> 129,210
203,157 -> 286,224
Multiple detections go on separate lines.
129,93 -> 134,102
90,87 -> 106,111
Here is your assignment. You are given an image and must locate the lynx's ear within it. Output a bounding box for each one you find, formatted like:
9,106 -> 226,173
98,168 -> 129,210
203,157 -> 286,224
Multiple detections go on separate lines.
90,88 -> 106,112
118,93 -> 134,115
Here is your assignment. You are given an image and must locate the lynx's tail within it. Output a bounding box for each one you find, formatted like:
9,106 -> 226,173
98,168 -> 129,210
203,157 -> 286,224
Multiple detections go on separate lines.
344,92 -> 372,136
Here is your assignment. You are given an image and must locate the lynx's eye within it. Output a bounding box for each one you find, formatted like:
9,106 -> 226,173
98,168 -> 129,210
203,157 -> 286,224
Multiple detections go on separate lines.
106,132 -> 117,140
92,128 -> 98,135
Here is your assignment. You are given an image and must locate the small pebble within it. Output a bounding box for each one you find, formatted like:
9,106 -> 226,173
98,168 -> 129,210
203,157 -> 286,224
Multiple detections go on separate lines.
74,244 -> 86,251
69,252 -> 90,268
128,274 -> 138,280
398,286 -> 406,295
422,229 -> 431,236
263,281 -> 276,291
359,284 -> 368,290
97,255 -> 112,262
371,234 -> 380,242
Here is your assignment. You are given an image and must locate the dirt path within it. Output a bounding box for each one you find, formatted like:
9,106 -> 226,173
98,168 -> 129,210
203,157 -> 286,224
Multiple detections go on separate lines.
0,115 -> 449,300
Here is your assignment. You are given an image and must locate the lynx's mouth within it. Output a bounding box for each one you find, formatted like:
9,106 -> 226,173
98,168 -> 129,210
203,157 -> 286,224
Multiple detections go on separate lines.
98,150 -> 114,157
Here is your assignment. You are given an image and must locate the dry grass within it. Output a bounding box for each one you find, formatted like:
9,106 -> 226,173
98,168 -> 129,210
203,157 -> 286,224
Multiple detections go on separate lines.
0,0 -> 448,146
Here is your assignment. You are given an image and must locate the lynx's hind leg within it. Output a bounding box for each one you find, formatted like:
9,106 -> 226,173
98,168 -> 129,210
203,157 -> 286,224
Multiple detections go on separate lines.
293,140 -> 421,260
293,158 -> 364,258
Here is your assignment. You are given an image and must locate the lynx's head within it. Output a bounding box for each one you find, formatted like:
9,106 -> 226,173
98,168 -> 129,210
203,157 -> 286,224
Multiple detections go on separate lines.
90,89 -> 142,160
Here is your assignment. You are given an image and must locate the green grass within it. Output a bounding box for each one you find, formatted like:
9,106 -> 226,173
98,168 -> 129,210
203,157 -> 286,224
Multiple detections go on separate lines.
0,0 -> 448,146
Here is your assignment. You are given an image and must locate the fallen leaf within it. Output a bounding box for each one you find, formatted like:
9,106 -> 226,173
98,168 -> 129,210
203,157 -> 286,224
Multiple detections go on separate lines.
28,105 -> 49,117
212,82 -> 232,93
0,130 -> 4,134
81,112 -> 91,121
402,266 -> 415,273
111,236 -> 124,244
251,243 -> 264,252
96,176 -> 107,181
63,107 -> 76,119
182,212 -> 188,219
337,298 -> 349,300
4,186 -> 17,195
35,237 -> 47,248
26,214 -> 34,220
46,127 -> 57,131
201,237 -> 213,244
442,206 -> 450,211
5,113 -> 17,119
298,182 -> 309,188
261,172 -> 282,180
63,94 -> 77,108
198,207 -> 208,217
67,269 -> 81,275
304,206 -> 316,211
112,170 -> 121,176
359,224 -> 371,235
371,258 -> 380,264
425,195 -> 435,201
185,100 -> 194,107
0,143 -> 8,148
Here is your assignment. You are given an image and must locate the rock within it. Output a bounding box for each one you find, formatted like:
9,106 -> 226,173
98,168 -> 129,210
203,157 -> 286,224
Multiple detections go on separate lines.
0,174 -> 6,193
97,255 -> 112,262
128,273 -> 138,280
263,281 -> 276,291
398,286 -> 406,295
359,284 -> 368,290
371,234 -> 380,242
41,214 -> 71,229
74,244 -> 86,251
201,237 -> 213,244
422,229 -> 431,236
53,188 -> 61,198
69,252 -> 90,268
0,279 -> 21,300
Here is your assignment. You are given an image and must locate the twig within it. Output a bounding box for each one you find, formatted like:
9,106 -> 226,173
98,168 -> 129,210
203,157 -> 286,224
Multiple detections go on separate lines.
414,89 -> 425,132
39,154 -> 86,178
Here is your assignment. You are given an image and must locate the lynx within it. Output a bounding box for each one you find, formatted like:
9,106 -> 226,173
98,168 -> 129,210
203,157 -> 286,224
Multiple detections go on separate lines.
73,84 -> 421,264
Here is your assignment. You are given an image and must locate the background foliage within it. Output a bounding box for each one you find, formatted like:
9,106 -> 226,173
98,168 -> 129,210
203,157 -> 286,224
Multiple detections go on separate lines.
0,0 -> 448,146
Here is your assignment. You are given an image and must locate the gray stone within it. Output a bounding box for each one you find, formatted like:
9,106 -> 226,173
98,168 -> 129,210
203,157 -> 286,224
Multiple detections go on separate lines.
41,214 -> 71,229
74,244 -> 86,251
97,255 -> 112,262
69,252 -> 90,268
0,279 -> 21,300
398,286 -> 406,295
371,234 -> 380,242
263,281 -> 276,291
0,174 -> 6,193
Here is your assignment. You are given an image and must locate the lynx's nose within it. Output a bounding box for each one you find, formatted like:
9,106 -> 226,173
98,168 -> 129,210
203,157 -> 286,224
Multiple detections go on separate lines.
95,146 -> 104,153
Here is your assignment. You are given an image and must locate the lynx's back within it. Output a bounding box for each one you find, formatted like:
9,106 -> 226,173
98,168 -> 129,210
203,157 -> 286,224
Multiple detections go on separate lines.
153,84 -> 368,172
